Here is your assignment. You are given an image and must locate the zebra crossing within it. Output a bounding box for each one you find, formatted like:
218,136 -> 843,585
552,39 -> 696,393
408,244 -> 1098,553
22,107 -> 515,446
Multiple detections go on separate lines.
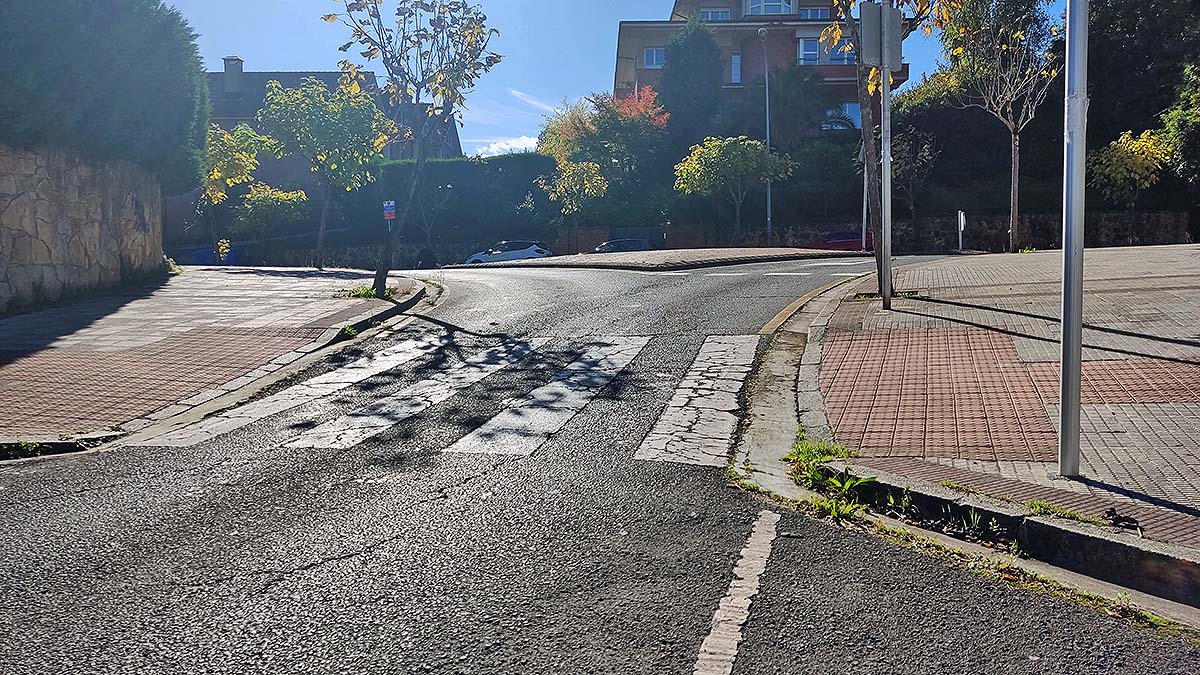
128,331 -> 761,468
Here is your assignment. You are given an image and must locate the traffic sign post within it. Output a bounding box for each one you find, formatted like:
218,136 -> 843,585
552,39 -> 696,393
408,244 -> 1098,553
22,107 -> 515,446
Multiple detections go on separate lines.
383,200 -> 396,232
862,2 -> 903,310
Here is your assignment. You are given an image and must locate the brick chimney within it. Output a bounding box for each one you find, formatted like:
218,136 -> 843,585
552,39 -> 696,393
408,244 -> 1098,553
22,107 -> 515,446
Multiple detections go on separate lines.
222,56 -> 244,97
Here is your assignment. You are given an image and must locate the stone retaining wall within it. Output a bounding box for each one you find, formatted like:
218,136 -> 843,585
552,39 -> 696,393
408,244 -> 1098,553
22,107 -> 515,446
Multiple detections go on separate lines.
0,142 -> 163,313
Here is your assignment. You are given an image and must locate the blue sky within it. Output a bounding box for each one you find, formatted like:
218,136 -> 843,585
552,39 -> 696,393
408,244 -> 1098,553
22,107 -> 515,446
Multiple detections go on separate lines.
169,1 -> 948,156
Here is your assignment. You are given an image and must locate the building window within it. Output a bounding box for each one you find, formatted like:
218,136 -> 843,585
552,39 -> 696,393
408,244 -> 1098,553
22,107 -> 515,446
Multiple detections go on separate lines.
823,103 -> 862,129
644,47 -> 666,69
749,0 -> 793,15
731,52 -> 742,84
830,38 -> 856,65
796,7 -> 831,20
798,39 -> 820,65
699,7 -> 732,21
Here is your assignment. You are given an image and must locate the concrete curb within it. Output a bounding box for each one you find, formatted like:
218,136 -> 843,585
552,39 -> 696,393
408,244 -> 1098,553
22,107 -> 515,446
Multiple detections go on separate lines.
0,281 -> 430,460
835,459 -> 1200,609
445,249 -> 868,271
730,263 -> 1200,616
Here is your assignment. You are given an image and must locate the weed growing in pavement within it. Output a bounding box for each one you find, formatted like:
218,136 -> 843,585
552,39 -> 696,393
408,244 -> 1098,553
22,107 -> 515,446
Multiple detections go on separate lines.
885,487 -> 917,520
871,521 -> 1200,645
962,508 -> 983,537
851,290 -> 920,301
783,435 -> 852,489
806,494 -> 864,521
337,285 -> 395,299
0,441 -> 45,460
340,325 -> 359,338
164,256 -> 183,275
1019,246 -> 1038,254
1026,500 -> 1108,527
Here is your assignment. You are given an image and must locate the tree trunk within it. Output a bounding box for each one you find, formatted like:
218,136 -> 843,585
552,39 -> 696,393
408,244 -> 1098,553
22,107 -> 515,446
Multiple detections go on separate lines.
374,117 -> 429,298
315,193 -> 331,270
1009,132 -> 1021,252
734,199 -> 743,240
853,60 -> 885,293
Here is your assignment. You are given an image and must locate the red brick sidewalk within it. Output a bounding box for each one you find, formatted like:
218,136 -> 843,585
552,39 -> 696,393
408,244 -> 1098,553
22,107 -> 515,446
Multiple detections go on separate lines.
816,245 -> 1200,548
0,267 -> 417,439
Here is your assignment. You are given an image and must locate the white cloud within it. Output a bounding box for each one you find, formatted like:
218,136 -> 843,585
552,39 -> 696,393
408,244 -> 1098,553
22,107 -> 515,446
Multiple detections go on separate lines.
474,135 -> 539,157
508,88 -> 557,113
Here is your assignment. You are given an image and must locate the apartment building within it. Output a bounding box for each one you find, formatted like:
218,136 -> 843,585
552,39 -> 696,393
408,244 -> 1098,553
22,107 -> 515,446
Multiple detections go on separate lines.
613,0 -> 910,128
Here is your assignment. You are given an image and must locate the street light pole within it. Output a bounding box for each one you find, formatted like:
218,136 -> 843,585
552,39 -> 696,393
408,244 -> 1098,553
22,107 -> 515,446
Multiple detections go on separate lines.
759,27 -> 773,247
1059,0 -> 1089,477
879,8 -> 893,310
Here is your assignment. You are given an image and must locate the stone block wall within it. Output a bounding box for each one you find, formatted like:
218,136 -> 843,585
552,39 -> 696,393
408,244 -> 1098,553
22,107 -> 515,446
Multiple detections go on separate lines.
0,142 -> 163,313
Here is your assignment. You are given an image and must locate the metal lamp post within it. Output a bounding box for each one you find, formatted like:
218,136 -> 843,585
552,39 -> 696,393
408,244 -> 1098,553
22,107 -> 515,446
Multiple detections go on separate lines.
759,27 -> 773,247
1058,0 -> 1089,477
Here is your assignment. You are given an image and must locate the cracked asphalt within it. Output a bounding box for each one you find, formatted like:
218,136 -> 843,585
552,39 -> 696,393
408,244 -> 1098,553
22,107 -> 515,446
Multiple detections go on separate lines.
1,258 -> 1198,674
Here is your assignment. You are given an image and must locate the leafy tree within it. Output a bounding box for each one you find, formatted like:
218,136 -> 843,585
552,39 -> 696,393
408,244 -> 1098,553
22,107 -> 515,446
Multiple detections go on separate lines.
785,139 -> 861,222
1087,130 -> 1174,243
256,75 -> 398,268
1088,0 -> 1200,150
0,0 -> 209,193
725,67 -> 844,154
658,17 -> 723,147
537,87 -> 672,227
234,183 -> 311,236
942,0 -> 1060,251
326,0 -> 502,296
538,161 -> 609,252
1162,66 -> 1200,186
201,124 -> 268,250
823,0 -> 959,290
892,126 -> 941,220
674,136 -> 793,238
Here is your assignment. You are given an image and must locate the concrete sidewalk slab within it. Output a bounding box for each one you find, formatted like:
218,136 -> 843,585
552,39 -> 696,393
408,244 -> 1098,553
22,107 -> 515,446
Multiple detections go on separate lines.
448,247 -> 866,271
813,244 -> 1200,550
0,266 -> 419,441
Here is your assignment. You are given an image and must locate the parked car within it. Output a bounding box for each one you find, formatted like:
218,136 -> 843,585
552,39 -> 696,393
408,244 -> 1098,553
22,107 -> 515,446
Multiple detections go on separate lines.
806,230 -> 873,251
464,240 -> 553,264
588,239 -> 656,254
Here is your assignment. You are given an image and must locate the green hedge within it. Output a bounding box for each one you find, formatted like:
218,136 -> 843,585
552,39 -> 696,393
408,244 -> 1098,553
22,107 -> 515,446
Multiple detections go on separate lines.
0,1 -> 209,194
339,153 -> 559,241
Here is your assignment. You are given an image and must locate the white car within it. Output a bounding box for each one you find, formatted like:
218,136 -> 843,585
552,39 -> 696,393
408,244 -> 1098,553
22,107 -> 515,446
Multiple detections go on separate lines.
464,240 -> 553,264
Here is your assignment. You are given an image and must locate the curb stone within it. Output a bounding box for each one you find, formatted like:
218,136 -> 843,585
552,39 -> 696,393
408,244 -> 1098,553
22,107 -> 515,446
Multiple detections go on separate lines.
731,265 -> 1200,619
446,248 -> 867,271
0,281 -> 430,461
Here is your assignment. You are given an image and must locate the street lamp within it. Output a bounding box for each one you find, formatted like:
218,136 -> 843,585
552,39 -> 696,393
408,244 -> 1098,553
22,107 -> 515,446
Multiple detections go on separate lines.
758,26 -> 773,247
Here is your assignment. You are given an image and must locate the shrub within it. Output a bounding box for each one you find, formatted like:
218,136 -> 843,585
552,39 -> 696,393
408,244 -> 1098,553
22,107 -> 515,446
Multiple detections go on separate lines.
0,1 -> 209,193
234,183 -> 312,236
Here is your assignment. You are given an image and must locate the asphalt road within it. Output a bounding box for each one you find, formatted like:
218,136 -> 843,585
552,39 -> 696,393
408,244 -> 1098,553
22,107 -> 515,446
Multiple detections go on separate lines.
1,257 -> 1198,674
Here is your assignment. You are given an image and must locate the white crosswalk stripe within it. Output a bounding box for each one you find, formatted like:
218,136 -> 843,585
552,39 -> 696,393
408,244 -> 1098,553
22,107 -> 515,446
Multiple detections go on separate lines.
285,338 -> 551,449
444,337 -> 650,456
129,334 -> 452,447
635,335 -> 760,466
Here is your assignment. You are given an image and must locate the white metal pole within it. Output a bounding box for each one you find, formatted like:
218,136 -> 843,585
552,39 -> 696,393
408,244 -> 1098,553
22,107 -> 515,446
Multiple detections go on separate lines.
958,210 -> 965,251
1059,0 -> 1088,477
761,29 -> 773,247
880,7 -> 893,310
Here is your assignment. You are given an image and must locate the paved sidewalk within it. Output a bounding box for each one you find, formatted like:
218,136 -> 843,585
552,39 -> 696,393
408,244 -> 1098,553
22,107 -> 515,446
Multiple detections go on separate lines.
816,245 -> 1200,543
454,247 -> 863,270
0,267 -> 417,439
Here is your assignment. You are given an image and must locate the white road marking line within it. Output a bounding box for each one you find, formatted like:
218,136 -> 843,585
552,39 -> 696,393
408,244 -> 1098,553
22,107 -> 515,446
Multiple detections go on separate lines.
129,334 -> 451,447
444,337 -> 650,456
635,335 -> 759,466
285,338 -> 551,449
692,510 -> 780,675
832,272 -> 868,277
762,272 -> 813,276
628,271 -> 692,276
704,272 -> 751,277
798,259 -> 874,267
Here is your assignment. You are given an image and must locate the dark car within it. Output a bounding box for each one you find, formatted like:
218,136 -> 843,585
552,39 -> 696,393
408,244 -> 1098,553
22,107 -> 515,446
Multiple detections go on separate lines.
588,239 -> 655,254
806,230 -> 873,251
